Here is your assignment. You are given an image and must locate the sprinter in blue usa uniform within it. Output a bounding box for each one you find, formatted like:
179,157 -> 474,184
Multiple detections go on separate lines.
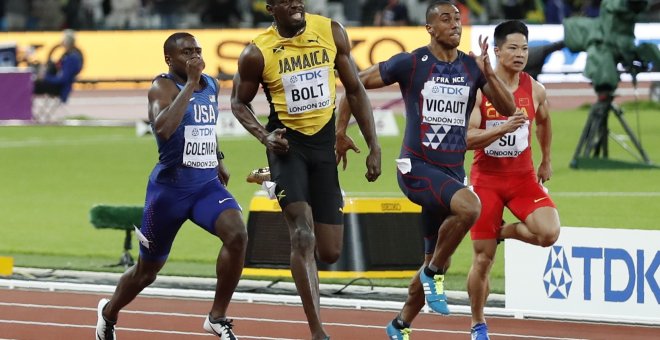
336,1 -> 516,338
95,32 -> 247,340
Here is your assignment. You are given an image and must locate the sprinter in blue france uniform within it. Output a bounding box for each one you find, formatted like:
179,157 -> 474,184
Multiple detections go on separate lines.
336,1 -> 516,338
95,32 -> 247,340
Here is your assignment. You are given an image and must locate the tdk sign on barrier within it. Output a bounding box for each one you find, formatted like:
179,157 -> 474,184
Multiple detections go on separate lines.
505,227 -> 660,323
543,245 -> 660,303
543,246 -> 573,299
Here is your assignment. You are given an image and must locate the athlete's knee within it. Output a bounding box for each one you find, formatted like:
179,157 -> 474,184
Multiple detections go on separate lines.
132,267 -> 158,287
224,225 -> 248,252
453,192 -> 481,227
537,226 -> 560,247
290,227 -> 316,252
456,205 -> 480,231
317,246 -> 341,264
471,251 -> 495,276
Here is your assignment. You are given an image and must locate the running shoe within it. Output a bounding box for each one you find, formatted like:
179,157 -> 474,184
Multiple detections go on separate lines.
246,167 -> 271,184
386,322 -> 411,340
96,298 -> 116,340
203,315 -> 237,339
420,271 -> 450,314
471,323 -> 490,340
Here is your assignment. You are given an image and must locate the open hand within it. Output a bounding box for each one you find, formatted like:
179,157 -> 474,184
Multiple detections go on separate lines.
335,133 -> 360,170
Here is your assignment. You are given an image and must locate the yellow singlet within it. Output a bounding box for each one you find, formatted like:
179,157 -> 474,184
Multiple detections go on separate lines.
253,14 -> 337,136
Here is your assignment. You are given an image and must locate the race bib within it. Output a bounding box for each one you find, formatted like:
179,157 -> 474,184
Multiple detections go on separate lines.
421,82 -> 470,126
183,125 -> 218,168
282,67 -> 331,114
484,120 -> 530,157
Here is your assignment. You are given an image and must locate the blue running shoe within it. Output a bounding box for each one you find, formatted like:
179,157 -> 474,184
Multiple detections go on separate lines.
386,322 -> 411,340
420,271 -> 450,314
471,323 -> 490,340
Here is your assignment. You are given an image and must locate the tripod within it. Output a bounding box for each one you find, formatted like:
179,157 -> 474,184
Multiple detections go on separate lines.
569,91 -> 651,168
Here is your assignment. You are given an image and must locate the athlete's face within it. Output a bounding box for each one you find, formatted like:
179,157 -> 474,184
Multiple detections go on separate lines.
268,0 -> 306,36
426,4 -> 462,49
166,36 -> 203,75
494,33 -> 528,72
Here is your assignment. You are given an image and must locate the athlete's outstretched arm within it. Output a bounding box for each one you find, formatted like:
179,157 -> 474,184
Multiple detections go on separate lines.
467,91 -> 527,150
533,80 -> 553,182
332,20 -> 381,182
230,44 -> 288,154
149,57 -> 204,140
471,35 -> 516,117
335,62 -> 387,170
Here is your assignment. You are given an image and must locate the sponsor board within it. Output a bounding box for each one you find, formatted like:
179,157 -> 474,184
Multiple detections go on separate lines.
505,226 -> 660,324
1,26 -> 469,83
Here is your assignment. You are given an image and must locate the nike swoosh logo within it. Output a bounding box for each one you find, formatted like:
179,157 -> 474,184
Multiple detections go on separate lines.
218,198 -> 234,204
189,97 -> 195,102
534,197 -> 548,203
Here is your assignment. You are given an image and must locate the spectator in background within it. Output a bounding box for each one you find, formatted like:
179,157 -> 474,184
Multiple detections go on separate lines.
544,0 -> 570,24
33,29 -> 83,103
4,0 -> 31,31
104,0 -> 142,29
250,0 -> 271,26
150,0 -> 183,29
305,0 -> 327,16
201,0 -> 242,28
361,0 -> 387,26
581,0 -> 602,18
374,0 -> 410,26
501,0 -> 534,20
32,0 -> 65,30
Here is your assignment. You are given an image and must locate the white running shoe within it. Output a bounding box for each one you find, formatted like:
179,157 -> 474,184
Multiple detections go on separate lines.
203,314 -> 237,339
96,298 -> 116,340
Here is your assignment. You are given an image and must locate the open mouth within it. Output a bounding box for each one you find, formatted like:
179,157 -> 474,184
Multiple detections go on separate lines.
291,12 -> 303,20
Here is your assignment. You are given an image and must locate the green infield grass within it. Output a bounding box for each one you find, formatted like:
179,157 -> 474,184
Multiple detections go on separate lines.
1,101 -> 659,293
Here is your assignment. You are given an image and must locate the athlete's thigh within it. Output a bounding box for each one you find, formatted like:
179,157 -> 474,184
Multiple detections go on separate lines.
190,179 -> 243,236
507,173 -> 556,223
308,146 -> 343,225
267,146 -> 309,208
139,180 -> 190,262
397,159 -> 465,212
470,185 -> 505,240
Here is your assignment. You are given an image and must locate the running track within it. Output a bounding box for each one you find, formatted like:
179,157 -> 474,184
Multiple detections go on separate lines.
1,288 -> 659,339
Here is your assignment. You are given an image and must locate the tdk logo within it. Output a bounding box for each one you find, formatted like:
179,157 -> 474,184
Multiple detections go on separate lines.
543,245 -> 660,303
543,246 -> 573,299
290,70 -> 323,83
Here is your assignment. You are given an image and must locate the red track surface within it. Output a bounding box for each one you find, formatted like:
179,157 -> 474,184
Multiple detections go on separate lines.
1,288 -> 659,340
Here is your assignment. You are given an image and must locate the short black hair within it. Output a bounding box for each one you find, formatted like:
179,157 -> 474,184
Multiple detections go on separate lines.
494,20 -> 528,47
426,1 -> 454,24
164,32 -> 194,55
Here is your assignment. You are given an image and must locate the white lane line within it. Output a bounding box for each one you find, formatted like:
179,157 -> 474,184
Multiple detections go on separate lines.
0,302 -> 585,340
0,319 -> 294,339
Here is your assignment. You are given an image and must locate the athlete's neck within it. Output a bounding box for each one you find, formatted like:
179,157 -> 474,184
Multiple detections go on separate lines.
495,67 -> 520,91
427,43 -> 458,63
274,22 -> 306,38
